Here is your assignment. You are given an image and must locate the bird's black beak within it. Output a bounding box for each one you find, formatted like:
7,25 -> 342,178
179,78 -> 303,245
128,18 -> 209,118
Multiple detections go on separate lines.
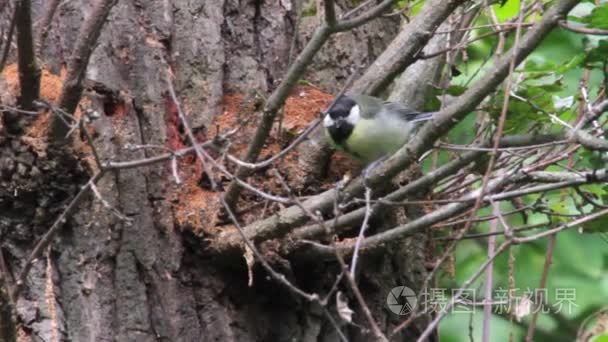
333,118 -> 343,128
326,118 -> 352,144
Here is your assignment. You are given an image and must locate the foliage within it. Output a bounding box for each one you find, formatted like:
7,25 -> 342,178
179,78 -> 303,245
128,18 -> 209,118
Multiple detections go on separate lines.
429,1 -> 608,341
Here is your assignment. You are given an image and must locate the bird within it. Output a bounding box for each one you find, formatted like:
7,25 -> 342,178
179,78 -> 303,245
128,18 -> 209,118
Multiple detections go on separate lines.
323,94 -> 435,164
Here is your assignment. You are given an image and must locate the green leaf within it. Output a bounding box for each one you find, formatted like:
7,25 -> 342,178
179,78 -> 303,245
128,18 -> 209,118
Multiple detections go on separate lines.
581,184 -> 608,204
586,40 -> 608,64
446,85 -> 467,96
582,214 -> 608,233
568,2 -> 596,20
592,335 -> 608,342
590,6 -> 608,29
557,53 -> 586,73
492,0 -> 520,22
553,230 -> 605,278
525,73 -> 564,92
524,59 -> 558,73
576,149 -> 608,169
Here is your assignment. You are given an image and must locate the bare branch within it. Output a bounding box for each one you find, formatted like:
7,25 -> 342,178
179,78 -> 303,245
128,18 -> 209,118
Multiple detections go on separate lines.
0,3 -> 17,73
308,168 -> 608,258
481,203 -> 499,342
225,72 -> 358,171
419,24 -> 531,60
105,140 -> 218,170
221,24 -> 333,207
323,0 -> 337,27
35,0 -> 62,54
0,273 -> 16,342
435,222 -> 547,241
349,187 -> 372,275
350,0 -> 467,95
333,0 -> 394,32
340,0 -> 375,20
290,148 -> 484,240
16,0 -> 40,110
165,71 -> 218,190
220,197 -> 319,302
215,132 -> 561,252
51,0 -> 118,141
214,0 -> 581,254
223,0 -> 394,208
572,129 -> 608,151
417,242 -> 512,341
558,20 -> 608,35
512,207 -> 608,243
525,235 -> 556,342
12,171 -> 105,300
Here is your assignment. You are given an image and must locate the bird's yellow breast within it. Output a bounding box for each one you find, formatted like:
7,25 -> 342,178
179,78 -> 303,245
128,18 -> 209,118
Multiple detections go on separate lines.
342,116 -> 412,163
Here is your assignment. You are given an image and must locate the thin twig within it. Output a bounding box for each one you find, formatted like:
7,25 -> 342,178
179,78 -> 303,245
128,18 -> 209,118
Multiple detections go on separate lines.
512,207 -> 608,243
219,0 -> 581,254
525,235 -> 556,342
481,203 -> 499,342
35,0 -> 61,54
222,182 -> 349,340
0,2 -> 17,73
277,173 -> 386,340
165,71 -> 218,190
558,20 -> 608,35
417,7 -> 526,338
0,104 -> 39,115
349,187 -> 372,275
437,140 -> 568,152
225,72 -> 358,171
52,0 -> 119,140
220,197 -> 318,302
223,0 -> 393,209
12,171 -> 105,301
340,0 -> 374,20
417,242 -> 512,340
288,134 -> 564,242
434,222 -> 547,241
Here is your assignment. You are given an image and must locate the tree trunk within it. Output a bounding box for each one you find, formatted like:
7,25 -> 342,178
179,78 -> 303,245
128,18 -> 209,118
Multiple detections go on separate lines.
0,1 -> 434,341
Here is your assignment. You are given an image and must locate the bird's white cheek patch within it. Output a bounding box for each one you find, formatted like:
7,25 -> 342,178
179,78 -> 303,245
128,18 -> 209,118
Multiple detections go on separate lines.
323,114 -> 334,127
347,105 -> 360,125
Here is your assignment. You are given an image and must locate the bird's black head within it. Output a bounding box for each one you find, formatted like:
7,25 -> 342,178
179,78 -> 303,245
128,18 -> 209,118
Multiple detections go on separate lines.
324,95 -> 357,145
328,95 -> 357,120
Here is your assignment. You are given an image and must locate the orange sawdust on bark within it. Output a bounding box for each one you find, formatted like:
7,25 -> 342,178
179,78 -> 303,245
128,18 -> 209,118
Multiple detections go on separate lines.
172,85 -> 338,232
213,86 -> 333,158
2,64 -> 66,154
2,64 -> 21,95
173,176 -> 222,234
282,86 -> 332,131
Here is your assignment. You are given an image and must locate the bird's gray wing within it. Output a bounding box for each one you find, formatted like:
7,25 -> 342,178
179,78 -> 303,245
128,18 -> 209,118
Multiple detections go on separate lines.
382,101 -> 435,122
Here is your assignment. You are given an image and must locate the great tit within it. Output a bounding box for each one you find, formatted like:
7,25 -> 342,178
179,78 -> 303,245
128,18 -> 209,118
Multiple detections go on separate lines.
323,94 -> 434,163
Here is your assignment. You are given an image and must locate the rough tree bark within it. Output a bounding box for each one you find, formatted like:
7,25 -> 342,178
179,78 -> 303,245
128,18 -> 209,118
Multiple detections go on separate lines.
0,0 -> 431,341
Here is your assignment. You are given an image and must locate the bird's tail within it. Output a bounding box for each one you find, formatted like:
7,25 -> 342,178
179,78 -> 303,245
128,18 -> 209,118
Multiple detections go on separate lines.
406,111 -> 435,123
